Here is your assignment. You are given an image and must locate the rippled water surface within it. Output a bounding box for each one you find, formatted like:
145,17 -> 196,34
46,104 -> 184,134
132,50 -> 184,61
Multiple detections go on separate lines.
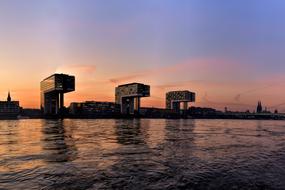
1,119 -> 285,190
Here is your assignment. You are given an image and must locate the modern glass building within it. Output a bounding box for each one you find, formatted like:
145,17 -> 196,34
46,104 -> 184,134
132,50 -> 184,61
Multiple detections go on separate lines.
40,74 -> 75,115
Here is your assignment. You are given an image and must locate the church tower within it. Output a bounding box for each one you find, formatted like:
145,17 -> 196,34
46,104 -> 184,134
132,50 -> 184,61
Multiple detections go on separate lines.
7,91 -> 11,102
256,101 -> 263,113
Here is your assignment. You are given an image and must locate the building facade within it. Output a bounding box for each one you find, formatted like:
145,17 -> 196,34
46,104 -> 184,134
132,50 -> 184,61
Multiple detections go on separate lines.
166,90 -> 196,112
40,74 -> 75,115
69,101 -> 120,117
0,92 -> 20,119
115,83 -> 150,114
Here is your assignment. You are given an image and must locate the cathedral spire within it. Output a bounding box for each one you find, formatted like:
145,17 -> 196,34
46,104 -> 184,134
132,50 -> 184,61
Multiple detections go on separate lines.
7,91 -> 11,102
256,101 -> 263,113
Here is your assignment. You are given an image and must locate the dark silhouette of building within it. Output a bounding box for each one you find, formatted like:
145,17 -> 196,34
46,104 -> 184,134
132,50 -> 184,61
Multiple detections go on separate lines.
20,109 -> 42,118
140,107 -> 180,118
115,83 -> 150,115
69,101 -> 120,117
166,90 -> 195,112
256,101 -> 263,113
188,106 -> 219,117
7,91 -> 11,102
0,91 -> 20,119
40,74 -> 75,116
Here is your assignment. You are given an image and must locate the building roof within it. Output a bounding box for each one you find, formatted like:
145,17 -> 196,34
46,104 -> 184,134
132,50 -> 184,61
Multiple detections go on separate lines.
117,82 -> 149,87
41,73 -> 75,81
166,90 -> 195,94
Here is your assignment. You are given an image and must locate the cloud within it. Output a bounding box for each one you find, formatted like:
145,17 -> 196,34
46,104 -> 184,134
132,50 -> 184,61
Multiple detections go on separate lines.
194,91 -> 255,110
202,92 -> 210,103
55,64 -> 96,75
108,64 -> 177,84
108,56 -> 249,85
109,73 -> 146,84
234,82 -> 282,102
153,80 -> 205,90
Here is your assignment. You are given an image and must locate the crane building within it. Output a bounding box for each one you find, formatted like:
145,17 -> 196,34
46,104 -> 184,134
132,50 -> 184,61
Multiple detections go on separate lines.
40,74 -> 75,115
115,83 -> 150,115
166,90 -> 195,112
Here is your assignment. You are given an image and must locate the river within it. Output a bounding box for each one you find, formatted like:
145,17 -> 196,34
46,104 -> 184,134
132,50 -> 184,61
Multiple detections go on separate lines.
0,119 -> 285,189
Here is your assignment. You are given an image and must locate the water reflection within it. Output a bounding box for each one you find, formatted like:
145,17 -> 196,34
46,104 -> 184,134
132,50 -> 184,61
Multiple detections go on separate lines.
100,119 -> 154,189
149,119 -> 199,189
162,119 -> 196,161
1,119 -> 285,189
115,119 -> 147,145
0,120 -> 45,175
41,120 -> 77,162
39,120 -> 95,190
0,121 -> 19,157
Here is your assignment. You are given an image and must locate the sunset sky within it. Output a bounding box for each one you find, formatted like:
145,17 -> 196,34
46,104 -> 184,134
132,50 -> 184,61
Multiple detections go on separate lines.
1,0 -> 285,111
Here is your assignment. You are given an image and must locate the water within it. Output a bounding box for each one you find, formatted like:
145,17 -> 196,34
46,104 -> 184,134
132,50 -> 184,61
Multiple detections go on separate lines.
0,119 -> 285,190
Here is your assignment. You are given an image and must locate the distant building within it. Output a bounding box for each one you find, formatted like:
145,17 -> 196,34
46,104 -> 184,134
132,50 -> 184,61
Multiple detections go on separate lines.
188,106 -> 219,116
20,109 -> 42,118
256,101 -> 263,113
140,107 -> 179,118
115,83 -> 150,115
166,90 -> 195,112
40,74 -> 75,116
0,92 -> 20,119
69,101 -> 120,117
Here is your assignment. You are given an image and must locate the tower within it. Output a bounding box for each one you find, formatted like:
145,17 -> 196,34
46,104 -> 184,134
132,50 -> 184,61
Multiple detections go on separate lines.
256,101 -> 263,113
7,91 -> 11,102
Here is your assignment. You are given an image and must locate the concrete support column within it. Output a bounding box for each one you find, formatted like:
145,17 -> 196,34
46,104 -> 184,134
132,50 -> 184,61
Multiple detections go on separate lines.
134,97 -> 140,114
120,97 -> 124,113
43,94 -> 48,114
59,92 -> 64,114
183,102 -> 188,111
172,102 -> 180,113
55,93 -> 59,114
129,98 -> 134,114
49,95 -> 52,114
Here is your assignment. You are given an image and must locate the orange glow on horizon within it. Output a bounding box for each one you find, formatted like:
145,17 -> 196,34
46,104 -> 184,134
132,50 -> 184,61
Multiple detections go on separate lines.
1,58 -> 285,112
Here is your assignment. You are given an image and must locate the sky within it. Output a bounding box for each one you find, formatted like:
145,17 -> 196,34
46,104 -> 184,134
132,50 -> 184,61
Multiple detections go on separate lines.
1,0 -> 285,111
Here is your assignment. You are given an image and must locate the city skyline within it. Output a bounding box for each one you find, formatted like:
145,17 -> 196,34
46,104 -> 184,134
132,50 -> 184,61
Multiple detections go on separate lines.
1,1 -> 285,111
